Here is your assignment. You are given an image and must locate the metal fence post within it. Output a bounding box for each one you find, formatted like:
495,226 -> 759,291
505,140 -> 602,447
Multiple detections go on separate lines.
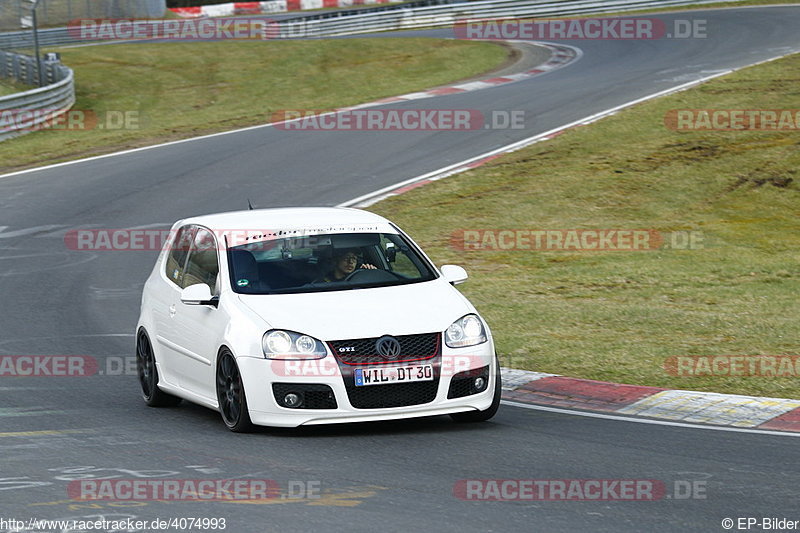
31,0 -> 43,86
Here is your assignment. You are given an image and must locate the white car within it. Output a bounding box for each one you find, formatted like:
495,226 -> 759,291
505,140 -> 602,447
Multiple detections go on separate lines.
136,207 -> 500,431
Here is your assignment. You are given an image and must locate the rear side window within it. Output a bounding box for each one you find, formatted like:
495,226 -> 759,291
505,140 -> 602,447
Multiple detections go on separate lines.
164,226 -> 195,287
183,228 -> 219,293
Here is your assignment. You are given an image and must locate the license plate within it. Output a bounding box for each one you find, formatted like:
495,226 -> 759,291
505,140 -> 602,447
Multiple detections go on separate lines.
354,364 -> 434,386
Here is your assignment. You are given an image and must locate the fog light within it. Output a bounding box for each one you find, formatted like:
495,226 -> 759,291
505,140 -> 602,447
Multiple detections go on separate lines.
474,377 -> 487,392
284,393 -> 303,408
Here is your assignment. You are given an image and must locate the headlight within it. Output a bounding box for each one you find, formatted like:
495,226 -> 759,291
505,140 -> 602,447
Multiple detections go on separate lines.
262,330 -> 327,360
265,330 -> 292,353
445,314 -> 487,348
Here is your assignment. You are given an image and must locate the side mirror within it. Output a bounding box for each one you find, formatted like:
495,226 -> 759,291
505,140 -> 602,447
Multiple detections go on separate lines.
180,284 -> 217,307
440,264 -> 468,285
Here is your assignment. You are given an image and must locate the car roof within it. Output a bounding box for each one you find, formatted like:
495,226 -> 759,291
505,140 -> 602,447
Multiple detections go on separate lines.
177,207 -> 392,232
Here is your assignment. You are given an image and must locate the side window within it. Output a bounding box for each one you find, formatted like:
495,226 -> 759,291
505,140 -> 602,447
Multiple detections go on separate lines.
164,226 -> 195,287
182,228 -> 219,292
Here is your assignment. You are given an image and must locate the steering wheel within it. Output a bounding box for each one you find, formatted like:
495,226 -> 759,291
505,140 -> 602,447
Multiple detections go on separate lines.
344,267 -> 369,282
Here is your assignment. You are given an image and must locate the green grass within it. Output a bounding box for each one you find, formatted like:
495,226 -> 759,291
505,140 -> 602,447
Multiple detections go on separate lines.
0,38 -> 507,172
0,79 -> 30,97
368,53 -> 800,399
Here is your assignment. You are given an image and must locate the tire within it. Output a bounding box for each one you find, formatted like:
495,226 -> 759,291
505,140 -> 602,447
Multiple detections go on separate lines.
136,330 -> 182,407
216,349 -> 254,433
450,355 -> 501,423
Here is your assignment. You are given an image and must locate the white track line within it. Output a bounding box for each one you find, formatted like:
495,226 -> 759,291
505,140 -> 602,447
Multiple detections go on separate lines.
0,42 -> 579,182
339,50 -> 800,208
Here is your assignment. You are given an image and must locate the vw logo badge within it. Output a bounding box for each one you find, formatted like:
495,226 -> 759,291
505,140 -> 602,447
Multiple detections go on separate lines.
376,336 -> 402,359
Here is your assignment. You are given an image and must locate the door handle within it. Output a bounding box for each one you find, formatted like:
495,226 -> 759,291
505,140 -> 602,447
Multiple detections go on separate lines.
169,304 -> 176,318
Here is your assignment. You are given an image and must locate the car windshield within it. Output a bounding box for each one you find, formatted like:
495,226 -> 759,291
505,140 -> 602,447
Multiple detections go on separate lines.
227,231 -> 437,294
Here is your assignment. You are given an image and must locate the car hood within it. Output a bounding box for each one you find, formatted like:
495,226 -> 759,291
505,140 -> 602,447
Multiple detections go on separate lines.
237,280 -> 474,340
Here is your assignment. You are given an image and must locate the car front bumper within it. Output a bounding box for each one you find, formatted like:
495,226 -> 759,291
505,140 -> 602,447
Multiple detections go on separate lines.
237,340 -> 497,428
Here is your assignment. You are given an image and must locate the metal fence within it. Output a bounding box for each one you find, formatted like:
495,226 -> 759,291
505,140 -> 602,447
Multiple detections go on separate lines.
0,0 -> 165,32
292,0 -> 751,37
0,0 -> 752,46
0,49 -> 74,140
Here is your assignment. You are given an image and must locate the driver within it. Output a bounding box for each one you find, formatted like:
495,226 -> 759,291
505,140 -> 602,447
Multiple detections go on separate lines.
321,249 -> 376,282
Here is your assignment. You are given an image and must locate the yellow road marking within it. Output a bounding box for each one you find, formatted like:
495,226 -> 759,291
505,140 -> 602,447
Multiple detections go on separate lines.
0,429 -> 90,437
31,487 -> 387,509
224,488 -> 385,507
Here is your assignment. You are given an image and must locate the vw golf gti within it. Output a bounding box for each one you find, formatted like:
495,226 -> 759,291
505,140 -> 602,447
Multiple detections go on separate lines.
136,207 -> 500,431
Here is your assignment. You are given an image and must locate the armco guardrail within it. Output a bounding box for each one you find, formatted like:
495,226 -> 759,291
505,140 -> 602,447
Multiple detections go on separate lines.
295,0 -> 748,37
0,0 -> 166,32
0,0 -> 455,48
1,0 -> 750,46
0,50 -> 75,141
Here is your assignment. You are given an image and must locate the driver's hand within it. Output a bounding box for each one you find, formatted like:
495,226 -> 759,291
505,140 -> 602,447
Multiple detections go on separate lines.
360,264 -> 377,270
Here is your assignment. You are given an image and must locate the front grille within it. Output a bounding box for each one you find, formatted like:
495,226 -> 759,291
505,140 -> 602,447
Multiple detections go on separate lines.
330,333 -> 443,409
328,333 -> 440,366
346,380 -> 439,409
447,365 -> 490,399
272,383 -> 337,409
